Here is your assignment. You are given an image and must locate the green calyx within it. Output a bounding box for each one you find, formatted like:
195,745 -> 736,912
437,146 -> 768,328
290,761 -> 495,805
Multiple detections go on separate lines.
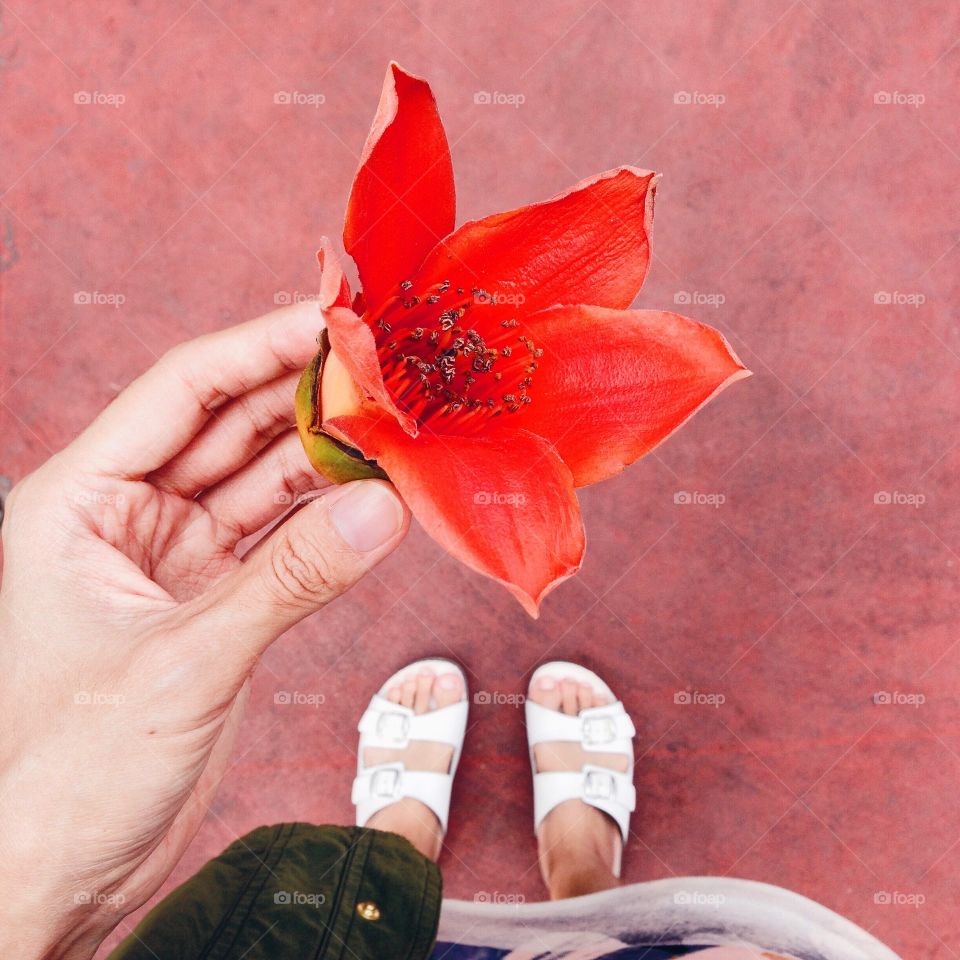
295,330 -> 388,485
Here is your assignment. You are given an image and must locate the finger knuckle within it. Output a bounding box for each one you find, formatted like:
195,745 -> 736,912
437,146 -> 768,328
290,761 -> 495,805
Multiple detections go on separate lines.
267,527 -> 343,605
158,341 -> 193,369
158,346 -> 230,414
236,388 -> 289,443
276,443 -> 321,500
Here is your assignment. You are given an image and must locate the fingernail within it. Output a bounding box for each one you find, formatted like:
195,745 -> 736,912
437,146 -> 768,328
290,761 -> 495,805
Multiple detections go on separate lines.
538,677 -> 556,690
329,482 -> 404,553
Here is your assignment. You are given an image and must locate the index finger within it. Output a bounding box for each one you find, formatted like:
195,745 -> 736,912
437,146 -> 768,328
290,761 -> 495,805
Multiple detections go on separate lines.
69,300 -> 325,479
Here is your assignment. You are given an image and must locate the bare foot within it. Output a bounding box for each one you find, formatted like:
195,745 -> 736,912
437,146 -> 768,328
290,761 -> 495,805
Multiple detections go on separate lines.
363,667 -> 463,862
530,675 -> 629,899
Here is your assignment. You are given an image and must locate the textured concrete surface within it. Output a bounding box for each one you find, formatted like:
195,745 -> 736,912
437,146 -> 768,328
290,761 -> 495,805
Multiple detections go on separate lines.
2,2 -> 958,957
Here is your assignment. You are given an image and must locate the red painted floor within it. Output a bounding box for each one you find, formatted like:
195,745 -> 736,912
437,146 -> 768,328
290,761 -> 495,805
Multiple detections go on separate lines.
2,2 -> 958,957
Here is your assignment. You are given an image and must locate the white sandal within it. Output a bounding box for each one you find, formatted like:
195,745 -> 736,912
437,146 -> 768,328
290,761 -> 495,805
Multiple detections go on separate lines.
525,661 -> 637,850
352,658 -> 468,835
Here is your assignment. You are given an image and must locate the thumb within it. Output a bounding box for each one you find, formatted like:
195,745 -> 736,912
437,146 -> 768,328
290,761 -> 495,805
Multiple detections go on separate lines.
197,480 -> 408,657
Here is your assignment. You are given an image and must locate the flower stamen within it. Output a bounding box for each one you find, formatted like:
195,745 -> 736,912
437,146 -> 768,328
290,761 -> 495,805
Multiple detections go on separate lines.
367,279 -> 539,430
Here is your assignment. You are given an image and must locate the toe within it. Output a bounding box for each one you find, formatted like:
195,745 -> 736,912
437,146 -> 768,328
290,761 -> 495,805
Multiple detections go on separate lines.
531,675 -> 561,711
414,669 -> 434,714
578,683 -> 594,711
400,676 -> 418,709
561,679 -> 579,716
435,671 -> 463,707
387,685 -> 402,704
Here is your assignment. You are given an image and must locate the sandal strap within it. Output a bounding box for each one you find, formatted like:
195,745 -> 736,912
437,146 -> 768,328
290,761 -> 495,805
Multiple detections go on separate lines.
358,694 -> 468,749
352,762 -> 454,833
525,700 -> 635,756
532,764 -> 636,843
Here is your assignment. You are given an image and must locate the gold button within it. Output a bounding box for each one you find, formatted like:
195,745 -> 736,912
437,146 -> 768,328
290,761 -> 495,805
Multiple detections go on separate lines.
356,901 -> 381,921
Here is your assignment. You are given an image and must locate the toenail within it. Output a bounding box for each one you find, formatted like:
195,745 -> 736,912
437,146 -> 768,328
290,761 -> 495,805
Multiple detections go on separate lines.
438,674 -> 458,689
538,677 -> 556,690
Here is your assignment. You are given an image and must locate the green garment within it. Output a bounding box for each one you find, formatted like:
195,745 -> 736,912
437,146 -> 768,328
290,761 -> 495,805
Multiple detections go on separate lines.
109,823 -> 441,960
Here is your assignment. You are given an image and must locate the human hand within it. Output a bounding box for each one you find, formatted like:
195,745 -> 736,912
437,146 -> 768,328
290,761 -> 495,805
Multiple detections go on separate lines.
0,302 -> 409,960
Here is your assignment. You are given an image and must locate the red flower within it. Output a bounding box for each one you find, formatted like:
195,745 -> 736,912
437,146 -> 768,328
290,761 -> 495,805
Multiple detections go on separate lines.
297,62 -> 749,616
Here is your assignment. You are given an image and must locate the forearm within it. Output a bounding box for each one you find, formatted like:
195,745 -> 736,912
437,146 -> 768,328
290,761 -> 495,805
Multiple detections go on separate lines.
0,873 -> 112,960
0,742 -> 118,960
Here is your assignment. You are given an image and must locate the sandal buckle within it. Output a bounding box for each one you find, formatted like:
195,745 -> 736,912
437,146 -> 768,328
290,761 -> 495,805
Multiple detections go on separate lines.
376,711 -> 410,743
584,769 -> 615,800
582,715 -> 616,745
370,768 -> 401,799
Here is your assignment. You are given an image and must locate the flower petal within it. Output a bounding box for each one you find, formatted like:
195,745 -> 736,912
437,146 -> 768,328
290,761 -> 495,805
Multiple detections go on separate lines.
326,414 -> 585,616
503,305 -> 750,486
323,307 -> 418,436
407,167 -> 658,319
344,62 -> 455,311
317,236 -> 352,310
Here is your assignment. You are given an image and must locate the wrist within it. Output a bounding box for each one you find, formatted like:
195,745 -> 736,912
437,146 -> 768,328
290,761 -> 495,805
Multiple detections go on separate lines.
0,898 -> 108,960
0,841 -> 116,960
0,720 -> 121,960
0,930 -> 102,960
